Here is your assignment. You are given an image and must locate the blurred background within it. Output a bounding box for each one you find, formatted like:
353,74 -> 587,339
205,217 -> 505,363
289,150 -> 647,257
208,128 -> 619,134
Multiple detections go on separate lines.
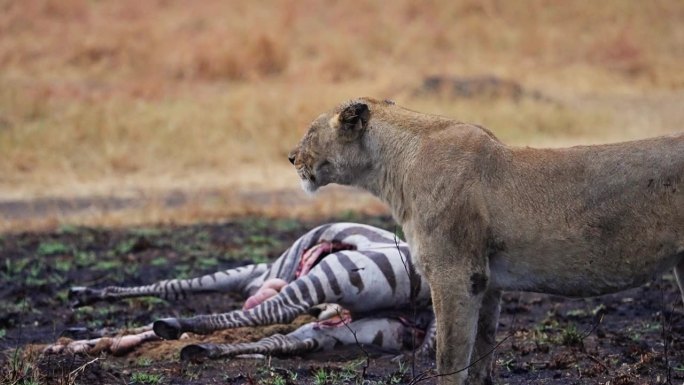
1,0 -> 683,231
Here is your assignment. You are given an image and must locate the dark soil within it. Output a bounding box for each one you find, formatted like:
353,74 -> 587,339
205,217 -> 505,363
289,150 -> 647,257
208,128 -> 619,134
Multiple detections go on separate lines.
1,214 -> 682,384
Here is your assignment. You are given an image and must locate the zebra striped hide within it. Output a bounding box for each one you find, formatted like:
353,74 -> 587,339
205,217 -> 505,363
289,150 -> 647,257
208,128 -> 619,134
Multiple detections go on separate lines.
50,223 -> 436,358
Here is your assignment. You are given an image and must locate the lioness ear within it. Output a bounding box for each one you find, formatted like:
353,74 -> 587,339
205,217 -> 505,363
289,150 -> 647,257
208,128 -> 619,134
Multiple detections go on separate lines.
338,103 -> 370,134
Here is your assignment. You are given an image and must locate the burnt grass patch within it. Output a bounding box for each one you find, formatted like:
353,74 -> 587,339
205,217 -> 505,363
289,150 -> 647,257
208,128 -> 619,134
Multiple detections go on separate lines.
1,214 -> 682,384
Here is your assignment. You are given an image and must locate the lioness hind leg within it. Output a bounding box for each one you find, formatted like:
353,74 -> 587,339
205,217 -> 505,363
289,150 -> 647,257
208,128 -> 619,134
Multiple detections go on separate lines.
674,259 -> 684,307
467,289 -> 502,385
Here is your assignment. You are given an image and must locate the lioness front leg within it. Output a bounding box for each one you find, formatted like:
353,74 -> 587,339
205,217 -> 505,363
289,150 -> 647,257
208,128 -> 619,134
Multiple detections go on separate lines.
425,259 -> 486,385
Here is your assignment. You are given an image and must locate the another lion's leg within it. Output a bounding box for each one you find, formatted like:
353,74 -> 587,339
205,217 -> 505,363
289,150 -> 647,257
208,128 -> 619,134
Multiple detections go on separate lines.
427,265 -> 484,385
674,259 -> 684,306
467,288 -> 501,385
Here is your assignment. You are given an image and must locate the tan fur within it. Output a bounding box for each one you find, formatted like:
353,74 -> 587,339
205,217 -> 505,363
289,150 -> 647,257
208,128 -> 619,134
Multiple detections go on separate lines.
289,97 -> 684,385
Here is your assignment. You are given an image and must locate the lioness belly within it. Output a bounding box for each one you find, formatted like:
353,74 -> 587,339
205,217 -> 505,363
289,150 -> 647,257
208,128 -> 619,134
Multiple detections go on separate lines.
489,243 -> 684,297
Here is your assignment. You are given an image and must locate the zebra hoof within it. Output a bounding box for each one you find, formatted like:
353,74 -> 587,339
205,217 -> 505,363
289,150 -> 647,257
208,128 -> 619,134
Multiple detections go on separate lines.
153,318 -> 183,340
68,287 -> 100,307
180,344 -> 212,361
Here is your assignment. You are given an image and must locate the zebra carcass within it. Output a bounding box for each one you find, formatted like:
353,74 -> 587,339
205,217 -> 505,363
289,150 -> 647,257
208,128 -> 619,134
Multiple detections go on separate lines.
47,223 -> 435,358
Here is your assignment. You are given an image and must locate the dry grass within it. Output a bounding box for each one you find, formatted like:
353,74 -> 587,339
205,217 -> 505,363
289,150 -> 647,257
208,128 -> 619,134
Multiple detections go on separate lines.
1,0 -> 683,230
0,185 -> 389,233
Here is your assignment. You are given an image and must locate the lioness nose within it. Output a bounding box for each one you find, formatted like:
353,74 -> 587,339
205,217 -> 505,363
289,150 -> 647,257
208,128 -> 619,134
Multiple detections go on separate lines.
288,153 -> 296,165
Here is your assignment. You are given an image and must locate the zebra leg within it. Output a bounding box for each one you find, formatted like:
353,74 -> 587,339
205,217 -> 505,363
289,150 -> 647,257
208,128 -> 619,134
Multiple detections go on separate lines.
180,318 -> 408,361
68,263 -> 269,307
180,334 -> 317,361
44,329 -> 159,355
153,274 -> 320,339
61,322 -> 153,340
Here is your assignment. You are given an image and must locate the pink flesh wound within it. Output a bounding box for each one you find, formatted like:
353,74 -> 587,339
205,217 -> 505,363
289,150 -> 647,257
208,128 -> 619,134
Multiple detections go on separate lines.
243,278 -> 287,310
295,241 -> 355,278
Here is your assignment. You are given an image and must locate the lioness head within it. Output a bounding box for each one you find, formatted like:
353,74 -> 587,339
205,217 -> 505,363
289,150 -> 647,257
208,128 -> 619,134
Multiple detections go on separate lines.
289,98 -> 379,193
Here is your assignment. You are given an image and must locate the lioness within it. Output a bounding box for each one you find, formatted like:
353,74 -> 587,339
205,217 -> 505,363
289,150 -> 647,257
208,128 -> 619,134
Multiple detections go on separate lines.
288,97 -> 684,385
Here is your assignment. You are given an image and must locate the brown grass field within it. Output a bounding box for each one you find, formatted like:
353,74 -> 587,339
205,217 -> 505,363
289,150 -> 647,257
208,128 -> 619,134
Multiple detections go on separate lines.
1,0 -> 684,230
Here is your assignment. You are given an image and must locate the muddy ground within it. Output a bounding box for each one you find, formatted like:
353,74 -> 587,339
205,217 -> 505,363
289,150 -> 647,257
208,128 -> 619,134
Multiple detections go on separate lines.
1,214 -> 683,384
